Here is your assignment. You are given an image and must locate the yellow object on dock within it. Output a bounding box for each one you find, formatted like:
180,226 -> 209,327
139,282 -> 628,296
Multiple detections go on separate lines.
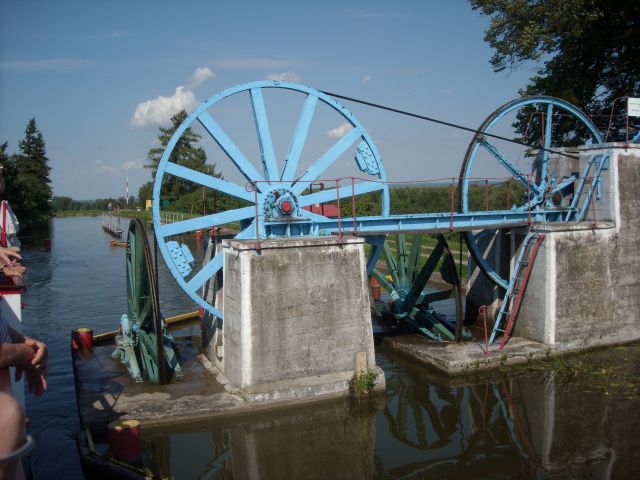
92,310 -> 201,344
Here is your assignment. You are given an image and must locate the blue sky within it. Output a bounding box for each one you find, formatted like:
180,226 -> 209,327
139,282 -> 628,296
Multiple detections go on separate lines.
0,0 -> 535,200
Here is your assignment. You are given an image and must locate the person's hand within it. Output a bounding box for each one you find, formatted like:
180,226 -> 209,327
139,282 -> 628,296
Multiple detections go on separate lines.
0,246 -> 21,267
1,263 -> 25,279
15,366 -> 47,396
23,337 -> 47,372
25,368 -> 47,396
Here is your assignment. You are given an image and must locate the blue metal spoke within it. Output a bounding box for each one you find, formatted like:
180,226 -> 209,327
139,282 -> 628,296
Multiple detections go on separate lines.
479,138 -> 542,196
165,162 -> 256,202
197,111 -> 266,188
297,180 -> 383,207
366,236 -> 386,276
250,88 -> 279,182
185,252 -> 223,295
418,289 -> 453,305
281,94 -> 318,182
540,104 -> 554,183
292,127 -> 362,195
234,222 -> 257,240
157,206 -> 256,238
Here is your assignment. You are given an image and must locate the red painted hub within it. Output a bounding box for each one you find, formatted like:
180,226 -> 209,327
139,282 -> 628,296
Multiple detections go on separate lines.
280,200 -> 293,214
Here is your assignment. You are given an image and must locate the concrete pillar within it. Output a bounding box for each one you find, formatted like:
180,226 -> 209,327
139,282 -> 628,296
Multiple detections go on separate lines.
221,236 -> 384,403
516,144 -> 640,348
202,236 -> 224,371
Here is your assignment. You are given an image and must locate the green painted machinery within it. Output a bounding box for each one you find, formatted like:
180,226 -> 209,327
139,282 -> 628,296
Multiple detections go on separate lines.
370,233 -> 465,341
112,219 -> 183,384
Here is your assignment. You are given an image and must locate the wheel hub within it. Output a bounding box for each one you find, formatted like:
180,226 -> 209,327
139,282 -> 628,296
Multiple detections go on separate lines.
262,188 -> 299,219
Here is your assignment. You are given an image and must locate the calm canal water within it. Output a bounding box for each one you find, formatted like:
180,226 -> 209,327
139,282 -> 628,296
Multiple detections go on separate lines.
19,216 -> 640,479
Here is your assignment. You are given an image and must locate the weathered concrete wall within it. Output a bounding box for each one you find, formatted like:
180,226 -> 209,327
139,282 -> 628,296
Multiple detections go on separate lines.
222,236 -> 384,402
202,237 -> 224,371
516,144 -> 640,348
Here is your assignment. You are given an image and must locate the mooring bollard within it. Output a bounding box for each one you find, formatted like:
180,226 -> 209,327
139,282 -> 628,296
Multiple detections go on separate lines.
71,328 -> 93,351
107,419 -> 141,462
370,277 -> 381,301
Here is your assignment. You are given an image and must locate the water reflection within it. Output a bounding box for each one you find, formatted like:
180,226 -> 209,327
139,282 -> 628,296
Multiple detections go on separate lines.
136,344 -> 640,480
144,398 -> 379,479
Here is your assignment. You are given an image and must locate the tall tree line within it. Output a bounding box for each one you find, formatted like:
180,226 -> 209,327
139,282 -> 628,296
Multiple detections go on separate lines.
1,118 -> 53,222
470,0 -> 639,142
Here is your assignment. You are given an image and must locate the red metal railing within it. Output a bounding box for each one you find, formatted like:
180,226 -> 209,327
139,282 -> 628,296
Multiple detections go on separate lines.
479,305 -> 490,356
243,175 -> 532,249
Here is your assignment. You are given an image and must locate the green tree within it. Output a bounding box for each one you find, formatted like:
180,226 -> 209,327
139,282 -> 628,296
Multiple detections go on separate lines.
146,110 -> 221,207
3,119 -> 53,221
51,196 -> 74,211
138,181 -> 153,209
471,0 -> 640,141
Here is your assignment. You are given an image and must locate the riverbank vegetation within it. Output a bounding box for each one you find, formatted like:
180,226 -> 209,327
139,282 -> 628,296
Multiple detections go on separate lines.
1,118 -> 53,223
472,0 -> 639,141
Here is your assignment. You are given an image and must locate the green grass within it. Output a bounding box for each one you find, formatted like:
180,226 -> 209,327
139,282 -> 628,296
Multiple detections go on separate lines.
349,369 -> 377,398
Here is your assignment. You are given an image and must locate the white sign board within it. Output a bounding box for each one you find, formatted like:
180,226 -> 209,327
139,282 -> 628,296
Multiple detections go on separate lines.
628,97 -> 640,117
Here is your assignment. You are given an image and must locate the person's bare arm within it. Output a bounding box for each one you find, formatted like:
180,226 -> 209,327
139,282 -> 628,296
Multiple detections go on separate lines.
0,342 -> 34,370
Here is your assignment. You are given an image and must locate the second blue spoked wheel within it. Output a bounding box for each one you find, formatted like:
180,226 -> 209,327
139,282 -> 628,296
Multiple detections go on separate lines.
152,81 -> 390,317
457,96 -> 603,289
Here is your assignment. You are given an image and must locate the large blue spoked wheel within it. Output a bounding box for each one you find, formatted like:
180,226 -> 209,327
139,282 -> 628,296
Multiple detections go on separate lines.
152,81 -> 390,317
458,96 -> 603,289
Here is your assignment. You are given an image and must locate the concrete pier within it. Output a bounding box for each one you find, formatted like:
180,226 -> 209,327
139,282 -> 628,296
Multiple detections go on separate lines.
214,236 -> 384,402
517,143 -> 640,348
386,143 -> 640,374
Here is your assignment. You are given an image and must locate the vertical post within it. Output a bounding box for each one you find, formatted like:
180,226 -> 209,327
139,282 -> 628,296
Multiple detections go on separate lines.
506,180 -> 511,210
590,178 -> 598,229
626,100 -> 630,145
351,177 -> 357,236
480,305 -> 490,355
527,174 -> 532,225
484,179 -> 489,210
251,181 -> 261,251
335,179 -> 342,242
449,178 -> 455,231
152,231 -> 168,384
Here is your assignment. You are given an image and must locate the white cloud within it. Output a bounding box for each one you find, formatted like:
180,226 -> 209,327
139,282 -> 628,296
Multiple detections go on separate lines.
187,67 -> 215,90
130,86 -> 197,128
362,75 -> 372,84
265,71 -> 302,82
95,159 -> 144,174
130,66 -> 217,128
123,159 -> 144,171
95,160 -> 117,174
327,122 -> 352,139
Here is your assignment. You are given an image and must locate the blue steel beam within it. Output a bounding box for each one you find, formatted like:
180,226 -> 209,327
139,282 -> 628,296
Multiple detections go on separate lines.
246,208 -> 572,240
311,209 -> 562,235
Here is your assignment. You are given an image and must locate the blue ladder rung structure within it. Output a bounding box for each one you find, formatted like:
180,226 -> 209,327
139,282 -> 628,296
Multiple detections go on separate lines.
489,230 -> 545,346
